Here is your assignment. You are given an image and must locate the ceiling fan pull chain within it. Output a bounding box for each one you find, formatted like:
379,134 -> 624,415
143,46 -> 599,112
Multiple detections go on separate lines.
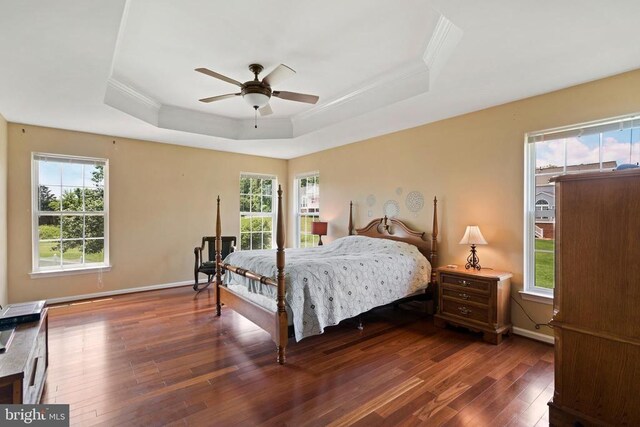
254,107 -> 258,129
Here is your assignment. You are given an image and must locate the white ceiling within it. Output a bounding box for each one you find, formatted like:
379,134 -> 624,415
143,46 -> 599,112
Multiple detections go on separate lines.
1,0 -> 640,159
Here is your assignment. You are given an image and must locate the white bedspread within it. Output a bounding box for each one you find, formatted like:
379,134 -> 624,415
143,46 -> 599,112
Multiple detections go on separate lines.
222,235 -> 431,341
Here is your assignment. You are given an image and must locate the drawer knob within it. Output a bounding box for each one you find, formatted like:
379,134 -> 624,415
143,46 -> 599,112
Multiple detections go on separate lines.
459,293 -> 470,300
459,280 -> 470,287
458,306 -> 472,316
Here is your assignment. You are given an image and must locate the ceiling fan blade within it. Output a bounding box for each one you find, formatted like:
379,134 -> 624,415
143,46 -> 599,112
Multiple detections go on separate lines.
259,104 -> 273,116
272,91 -> 319,104
195,68 -> 244,88
198,93 -> 240,103
262,64 -> 296,87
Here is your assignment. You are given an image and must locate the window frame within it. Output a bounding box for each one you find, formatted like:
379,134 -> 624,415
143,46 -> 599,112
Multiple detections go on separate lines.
294,172 -> 320,248
31,152 -> 110,276
239,172 -> 277,251
523,113 -> 640,301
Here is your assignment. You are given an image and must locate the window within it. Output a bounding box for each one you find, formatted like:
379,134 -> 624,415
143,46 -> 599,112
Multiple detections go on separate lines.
239,174 -> 276,250
295,173 -> 320,248
32,153 -> 109,274
525,115 -> 640,296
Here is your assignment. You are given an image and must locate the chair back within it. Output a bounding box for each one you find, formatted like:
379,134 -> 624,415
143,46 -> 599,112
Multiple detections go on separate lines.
204,236 -> 236,262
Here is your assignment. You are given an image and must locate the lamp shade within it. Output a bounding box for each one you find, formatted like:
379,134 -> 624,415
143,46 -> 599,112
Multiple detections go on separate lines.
311,221 -> 328,236
459,225 -> 487,245
243,92 -> 270,109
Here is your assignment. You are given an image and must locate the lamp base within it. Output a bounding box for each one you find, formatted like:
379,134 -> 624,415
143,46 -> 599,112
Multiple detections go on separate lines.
318,235 -> 324,246
465,244 -> 481,270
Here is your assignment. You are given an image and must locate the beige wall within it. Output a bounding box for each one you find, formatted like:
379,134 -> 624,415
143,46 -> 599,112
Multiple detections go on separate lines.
7,124 -> 287,302
288,69 -> 640,337
0,113 -> 7,308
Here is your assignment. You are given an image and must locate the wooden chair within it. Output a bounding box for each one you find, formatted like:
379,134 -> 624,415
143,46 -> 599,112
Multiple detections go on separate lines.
194,236 -> 236,291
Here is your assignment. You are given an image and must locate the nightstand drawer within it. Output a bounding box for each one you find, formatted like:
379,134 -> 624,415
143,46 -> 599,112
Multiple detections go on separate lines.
442,287 -> 489,304
441,299 -> 489,324
441,274 -> 490,293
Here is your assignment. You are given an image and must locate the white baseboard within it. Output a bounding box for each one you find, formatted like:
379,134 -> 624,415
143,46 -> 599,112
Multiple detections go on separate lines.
512,326 -> 555,345
46,279 -> 193,305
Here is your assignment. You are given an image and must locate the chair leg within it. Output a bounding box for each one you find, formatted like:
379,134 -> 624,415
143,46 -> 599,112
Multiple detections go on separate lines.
193,271 -> 199,291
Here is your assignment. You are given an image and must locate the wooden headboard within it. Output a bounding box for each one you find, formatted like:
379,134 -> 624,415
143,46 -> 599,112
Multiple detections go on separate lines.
348,198 -> 439,283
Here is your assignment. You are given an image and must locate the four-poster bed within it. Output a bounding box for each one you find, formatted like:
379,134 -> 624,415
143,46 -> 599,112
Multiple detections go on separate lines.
213,186 -> 439,364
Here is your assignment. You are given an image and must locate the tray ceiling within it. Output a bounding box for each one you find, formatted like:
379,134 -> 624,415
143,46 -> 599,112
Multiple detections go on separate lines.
1,0 -> 640,158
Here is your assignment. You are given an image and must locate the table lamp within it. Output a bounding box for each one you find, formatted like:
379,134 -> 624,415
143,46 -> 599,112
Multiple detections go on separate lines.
311,221 -> 328,246
459,225 -> 487,270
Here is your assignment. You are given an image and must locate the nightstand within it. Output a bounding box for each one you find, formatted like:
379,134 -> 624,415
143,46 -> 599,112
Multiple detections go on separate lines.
434,266 -> 512,344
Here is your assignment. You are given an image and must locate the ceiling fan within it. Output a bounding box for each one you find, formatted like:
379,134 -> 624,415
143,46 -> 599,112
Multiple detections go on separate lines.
195,63 -> 319,119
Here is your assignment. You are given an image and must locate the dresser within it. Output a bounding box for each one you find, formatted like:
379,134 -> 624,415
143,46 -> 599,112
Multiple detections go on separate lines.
0,308 -> 48,404
548,169 -> 640,426
434,266 -> 512,344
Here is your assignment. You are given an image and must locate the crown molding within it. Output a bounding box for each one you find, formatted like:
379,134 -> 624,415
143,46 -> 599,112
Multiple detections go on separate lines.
423,15 -> 463,86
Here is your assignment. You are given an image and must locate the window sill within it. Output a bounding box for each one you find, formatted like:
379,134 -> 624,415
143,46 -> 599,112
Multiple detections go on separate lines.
30,265 -> 111,279
519,290 -> 553,305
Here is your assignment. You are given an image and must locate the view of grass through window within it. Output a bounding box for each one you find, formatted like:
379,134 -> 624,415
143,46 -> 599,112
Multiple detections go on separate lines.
297,174 -> 319,248
35,156 -> 106,270
240,175 -> 275,250
531,122 -> 639,291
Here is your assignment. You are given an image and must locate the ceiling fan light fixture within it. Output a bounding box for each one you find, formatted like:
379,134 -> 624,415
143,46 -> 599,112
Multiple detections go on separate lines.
243,92 -> 270,109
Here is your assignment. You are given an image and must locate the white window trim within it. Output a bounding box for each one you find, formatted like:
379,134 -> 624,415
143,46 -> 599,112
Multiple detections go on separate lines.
523,112 -> 640,299
294,171 -> 320,249
31,153 -> 110,275
239,172 -> 277,250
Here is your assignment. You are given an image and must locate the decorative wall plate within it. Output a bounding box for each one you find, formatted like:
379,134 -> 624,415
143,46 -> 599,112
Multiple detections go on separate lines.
383,200 -> 400,218
366,194 -> 376,207
405,191 -> 425,213
395,187 -> 403,196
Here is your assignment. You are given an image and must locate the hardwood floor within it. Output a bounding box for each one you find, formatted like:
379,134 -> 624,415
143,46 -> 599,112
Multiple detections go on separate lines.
42,286 -> 554,426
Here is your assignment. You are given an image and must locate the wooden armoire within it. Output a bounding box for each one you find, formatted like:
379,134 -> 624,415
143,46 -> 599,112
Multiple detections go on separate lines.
548,169 -> 640,426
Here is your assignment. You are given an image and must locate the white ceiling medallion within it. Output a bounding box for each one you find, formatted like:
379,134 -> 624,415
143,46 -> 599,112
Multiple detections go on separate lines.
103,11 -> 462,141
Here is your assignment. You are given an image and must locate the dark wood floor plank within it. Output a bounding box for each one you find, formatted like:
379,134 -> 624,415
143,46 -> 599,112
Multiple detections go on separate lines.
41,286 -> 554,426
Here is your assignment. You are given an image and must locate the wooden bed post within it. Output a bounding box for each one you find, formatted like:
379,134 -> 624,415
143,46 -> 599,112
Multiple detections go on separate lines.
430,197 -> 438,284
348,201 -> 354,235
215,196 -> 222,316
275,185 -> 287,365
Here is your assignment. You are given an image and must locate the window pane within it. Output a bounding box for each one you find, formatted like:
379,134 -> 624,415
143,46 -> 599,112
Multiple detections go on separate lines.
39,185 -> 61,211
250,178 -> 262,194
262,179 -> 272,195
251,195 -> 261,212
262,233 -> 272,249
263,217 -> 272,232
62,240 -> 83,265
251,217 -> 263,232
262,196 -> 272,213
85,215 -> 104,238
240,216 -> 251,233
251,233 -> 262,250
62,187 -> 83,211
62,163 -> 84,187
534,238 -> 555,289
240,195 -> 250,212
566,135 -> 599,170
84,187 -> 104,212
39,216 -> 60,240
240,177 -> 250,194
535,139 -> 564,170
39,161 -> 62,186
602,128 -> 640,168
62,216 -> 84,239
84,165 -> 105,188
240,233 -> 250,250
85,239 -> 104,263
39,241 -> 60,268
